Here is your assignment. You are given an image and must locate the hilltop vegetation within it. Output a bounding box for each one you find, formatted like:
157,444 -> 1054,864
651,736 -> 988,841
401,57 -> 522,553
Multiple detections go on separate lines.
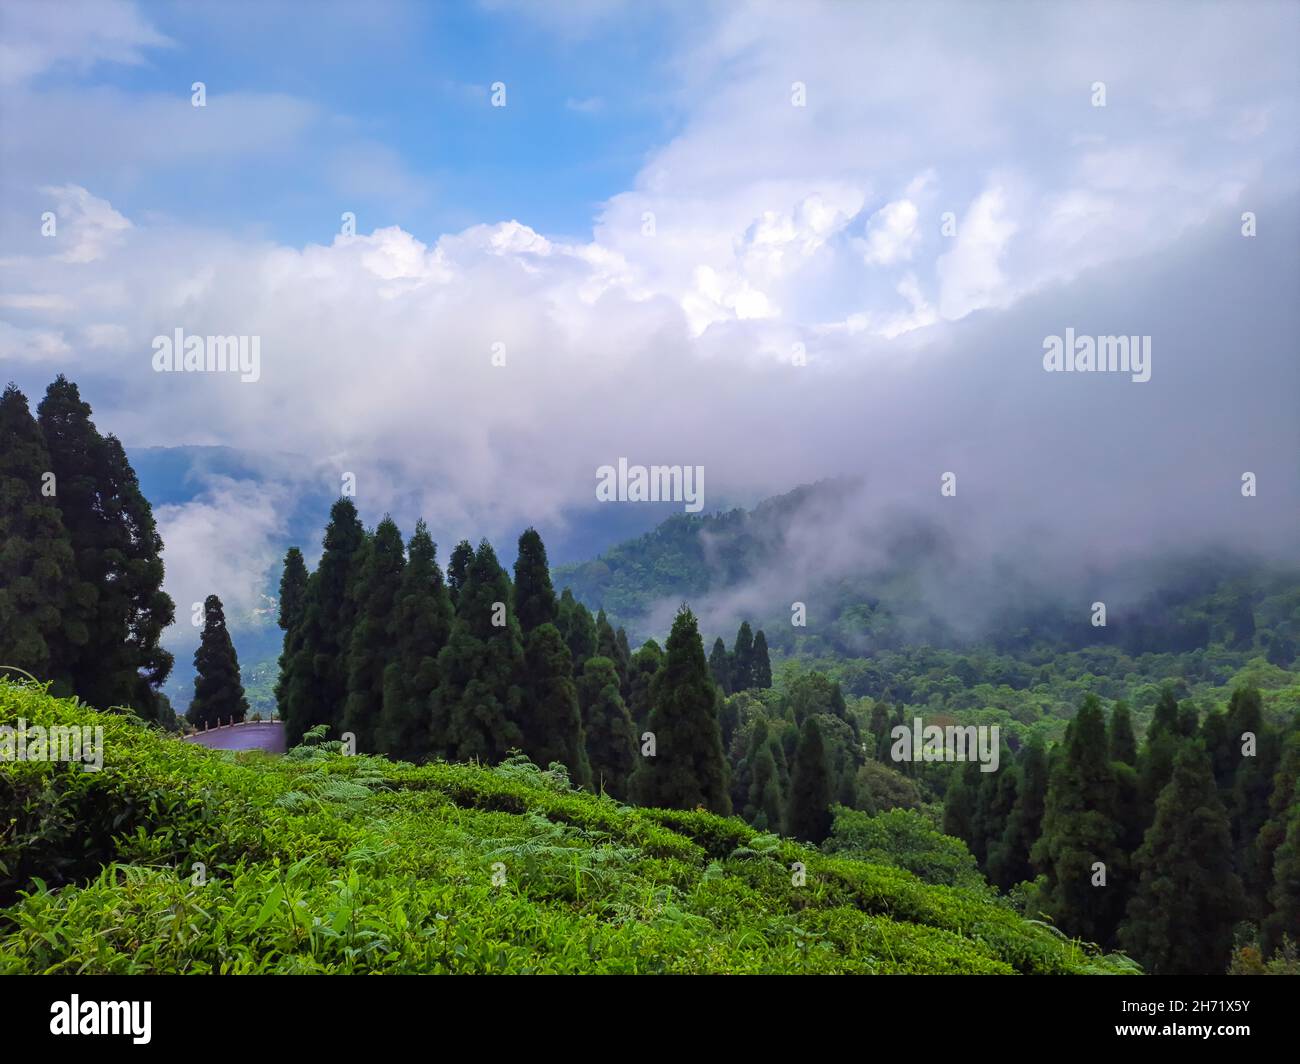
0,680 -> 1136,974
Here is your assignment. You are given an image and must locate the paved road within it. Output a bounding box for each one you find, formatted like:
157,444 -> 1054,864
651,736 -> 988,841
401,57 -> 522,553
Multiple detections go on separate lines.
184,721 -> 286,753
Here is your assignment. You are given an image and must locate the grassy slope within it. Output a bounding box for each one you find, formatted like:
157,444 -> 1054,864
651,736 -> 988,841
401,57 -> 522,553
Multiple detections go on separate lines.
0,681 -> 1136,974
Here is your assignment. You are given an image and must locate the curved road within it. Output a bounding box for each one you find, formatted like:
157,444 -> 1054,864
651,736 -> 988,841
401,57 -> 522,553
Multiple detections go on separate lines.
183,721 -> 286,753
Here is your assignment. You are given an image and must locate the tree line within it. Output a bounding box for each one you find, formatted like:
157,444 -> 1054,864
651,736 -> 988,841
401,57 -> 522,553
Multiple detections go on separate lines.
272,499 -> 804,816
931,689 -> 1299,973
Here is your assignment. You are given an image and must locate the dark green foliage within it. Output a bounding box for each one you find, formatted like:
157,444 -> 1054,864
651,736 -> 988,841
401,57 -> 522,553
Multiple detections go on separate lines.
708,636 -> 731,694
37,376 -> 174,717
342,517 -> 406,753
594,609 -> 627,692
630,607 -> 730,815
272,547 -> 308,723
742,719 -> 787,831
429,540 -> 525,762
853,759 -> 922,813
1262,802 -> 1300,959
576,656 -> 637,799
0,383 -> 78,687
187,594 -> 248,729
786,715 -> 833,843
1120,745 -> 1244,974
446,539 -> 473,606
513,528 -> 557,634
625,638 -> 662,729
519,622 -> 590,786
943,759 -> 980,848
277,548 -> 308,632
751,629 -> 772,689
279,498 -> 366,745
557,590 -> 598,675
375,521 -> 453,761
867,701 -> 894,762
1257,725 -> 1300,955
1108,701 -> 1137,766
732,621 -> 755,691
1032,695 -> 1127,947
1139,687 -> 1186,821
987,736 -> 1048,890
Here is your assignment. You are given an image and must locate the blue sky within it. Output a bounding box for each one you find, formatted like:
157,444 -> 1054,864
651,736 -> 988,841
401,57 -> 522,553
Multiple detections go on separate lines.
13,0 -> 691,243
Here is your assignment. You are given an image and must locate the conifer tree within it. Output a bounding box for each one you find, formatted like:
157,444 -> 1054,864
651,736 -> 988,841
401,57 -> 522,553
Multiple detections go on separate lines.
1262,802 -> 1300,959
513,528 -> 557,634
614,627 -> 632,699
626,638 -> 662,729
577,655 -> 637,798
630,606 -> 730,814
273,547 -> 308,721
446,539 -> 473,606
594,609 -> 627,692
1120,745 -> 1245,974
1225,686 -> 1279,905
342,517 -> 406,753
280,498 -> 366,744
988,736 -> 1048,890
519,622 -> 590,784
708,636 -> 731,694
751,629 -> 773,689
867,701 -> 894,762
786,715 -> 832,843
37,377 -> 174,716
732,621 -> 755,691
376,521 -> 453,761
740,717 -> 787,831
1109,701 -> 1137,766
563,598 -> 598,674
188,594 -> 248,729
943,759 -> 982,852
429,539 -> 525,761
1139,687 -> 1186,822
1255,722 -> 1300,949
0,383 -> 79,687
1032,695 -> 1127,947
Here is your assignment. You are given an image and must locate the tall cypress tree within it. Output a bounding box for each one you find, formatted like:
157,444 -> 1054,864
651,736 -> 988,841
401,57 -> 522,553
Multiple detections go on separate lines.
1225,686 -> 1279,907
1256,724 -> 1300,951
0,383 -> 79,687
1120,745 -> 1244,974
1031,695 -> 1127,947
786,715 -> 833,843
513,528 -> 556,634
280,498 -> 366,745
626,638 -> 662,729
708,637 -> 731,694
630,606 -> 730,814
751,630 -> 773,689
37,377 -> 174,717
1109,701 -> 1137,766
1140,687 -> 1186,823
446,539 -> 473,606
1262,802 -> 1300,959
563,598 -> 598,674
615,627 -> 632,699
273,547 -> 308,721
429,539 -> 525,762
577,655 -> 637,799
376,520 -> 452,761
732,621 -> 755,691
342,517 -> 406,753
187,594 -> 248,729
519,622 -> 590,784
988,736 -> 1048,890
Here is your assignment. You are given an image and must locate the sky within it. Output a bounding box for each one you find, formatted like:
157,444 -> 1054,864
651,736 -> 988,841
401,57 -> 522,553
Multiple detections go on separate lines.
1,0 -> 1298,634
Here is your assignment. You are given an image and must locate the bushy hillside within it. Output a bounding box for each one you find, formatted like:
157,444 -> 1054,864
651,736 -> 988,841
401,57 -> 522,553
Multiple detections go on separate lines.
0,680 -> 1136,974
